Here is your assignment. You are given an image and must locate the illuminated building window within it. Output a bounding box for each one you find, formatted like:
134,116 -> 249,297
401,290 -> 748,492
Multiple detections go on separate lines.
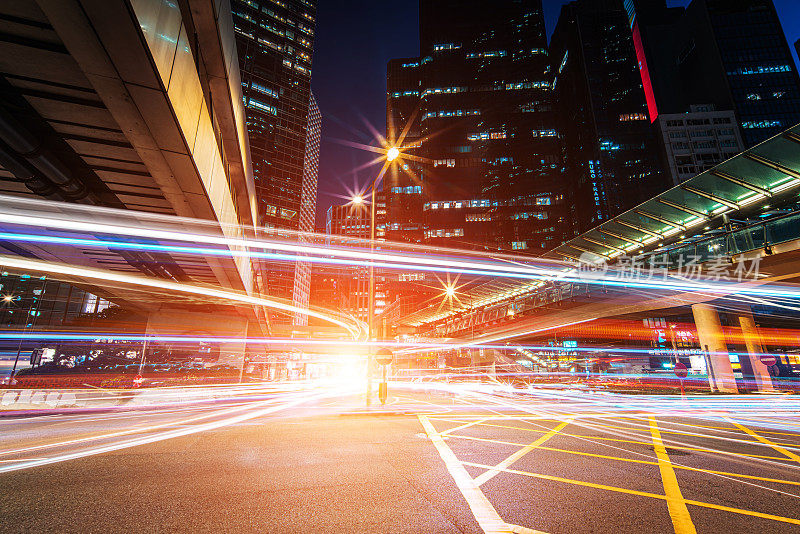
391,185 -> 422,194
619,113 -> 648,121
727,64 -> 791,76
468,131 -> 507,141
433,159 -> 456,167
425,228 -> 464,238
511,241 -> 528,250
421,86 -> 466,97
247,99 -> 277,115
433,43 -> 461,51
742,120 -> 782,129
422,109 -> 481,121
251,82 -> 278,98
466,50 -> 506,59
511,212 -> 547,220
390,90 -> 419,98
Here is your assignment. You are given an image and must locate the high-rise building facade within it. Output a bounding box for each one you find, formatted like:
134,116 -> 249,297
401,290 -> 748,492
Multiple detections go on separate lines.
386,58 -> 424,244
231,0 -> 317,316
655,105 -> 744,185
325,203 -> 371,322
550,0 -> 669,234
386,0 -> 567,254
291,93 -> 320,326
676,0 -> 800,147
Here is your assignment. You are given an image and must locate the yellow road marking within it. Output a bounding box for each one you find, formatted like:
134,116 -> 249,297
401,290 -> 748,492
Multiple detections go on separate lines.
439,420 -> 790,461
727,418 -> 800,462
587,418 -> 800,442
526,443 -> 800,487
582,421 -> 755,440
649,417 -> 697,534
474,419 -> 572,487
461,461 -> 800,526
643,420 -> 800,439
441,417 -> 494,436
418,415 -> 515,534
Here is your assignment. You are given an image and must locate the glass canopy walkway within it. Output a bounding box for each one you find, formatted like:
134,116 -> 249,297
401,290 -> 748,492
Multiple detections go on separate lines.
546,124 -> 800,263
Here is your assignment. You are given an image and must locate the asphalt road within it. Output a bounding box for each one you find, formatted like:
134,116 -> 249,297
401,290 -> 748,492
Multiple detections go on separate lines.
2,383 -> 800,533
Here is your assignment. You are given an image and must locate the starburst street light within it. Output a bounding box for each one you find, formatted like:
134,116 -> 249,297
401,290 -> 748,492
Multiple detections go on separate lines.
351,194 -> 364,205
386,146 -> 400,162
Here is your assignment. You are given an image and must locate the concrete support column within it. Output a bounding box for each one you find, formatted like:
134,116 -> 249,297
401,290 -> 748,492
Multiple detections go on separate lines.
738,313 -> 773,392
470,348 -> 496,376
691,303 -> 738,393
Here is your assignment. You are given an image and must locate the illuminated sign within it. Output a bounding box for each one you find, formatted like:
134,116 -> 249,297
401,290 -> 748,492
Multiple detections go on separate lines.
624,0 -> 658,122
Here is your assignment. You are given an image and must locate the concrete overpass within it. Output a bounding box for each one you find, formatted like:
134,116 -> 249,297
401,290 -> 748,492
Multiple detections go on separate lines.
0,1 -> 262,326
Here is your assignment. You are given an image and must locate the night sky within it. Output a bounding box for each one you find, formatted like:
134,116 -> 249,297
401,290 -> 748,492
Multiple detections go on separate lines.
311,0 -> 800,227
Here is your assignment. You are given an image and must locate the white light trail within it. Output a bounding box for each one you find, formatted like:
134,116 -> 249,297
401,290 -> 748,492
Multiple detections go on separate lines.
0,255 -> 364,339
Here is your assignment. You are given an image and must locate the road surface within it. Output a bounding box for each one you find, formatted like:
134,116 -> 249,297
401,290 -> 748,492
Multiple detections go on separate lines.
2,383 -> 800,533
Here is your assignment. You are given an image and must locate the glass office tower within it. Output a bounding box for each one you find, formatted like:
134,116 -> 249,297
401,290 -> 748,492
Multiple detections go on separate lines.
679,0 -> 800,147
231,0 -> 317,319
550,0 -> 669,233
386,0 -> 567,254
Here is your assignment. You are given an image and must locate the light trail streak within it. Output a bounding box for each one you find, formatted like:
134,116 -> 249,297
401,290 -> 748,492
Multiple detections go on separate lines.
0,254 -> 364,339
0,385 -> 349,474
0,210 -> 565,280
0,230 -> 561,281
0,330 -> 790,362
3,198 -> 800,303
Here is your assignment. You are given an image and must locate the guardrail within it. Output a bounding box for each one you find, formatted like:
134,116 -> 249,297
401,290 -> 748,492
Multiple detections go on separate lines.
639,209 -> 800,265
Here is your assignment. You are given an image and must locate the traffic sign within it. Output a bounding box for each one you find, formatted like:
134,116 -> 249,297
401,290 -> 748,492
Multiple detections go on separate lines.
133,374 -> 144,387
375,348 -> 393,366
673,362 -> 688,379
759,354 -> 777,366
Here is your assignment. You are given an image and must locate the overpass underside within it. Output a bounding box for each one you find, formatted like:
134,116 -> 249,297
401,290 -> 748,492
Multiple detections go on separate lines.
0,1 -> 262,323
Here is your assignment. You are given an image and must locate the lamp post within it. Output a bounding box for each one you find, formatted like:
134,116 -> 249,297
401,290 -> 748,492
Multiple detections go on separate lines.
354,145 -> 400,405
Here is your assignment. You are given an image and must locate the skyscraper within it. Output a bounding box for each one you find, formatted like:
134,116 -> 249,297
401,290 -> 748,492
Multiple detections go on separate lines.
291,93 -> 320,326
550,0 -> 669,234
676,0 -> 800,147
231,0 -> 317,318
386,0 -> 567,253
325,203 -> 370,322
385,58 -> 423,244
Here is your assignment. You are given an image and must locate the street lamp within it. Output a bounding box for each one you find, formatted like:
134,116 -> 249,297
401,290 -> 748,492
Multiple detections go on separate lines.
364,145 -> 401,405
